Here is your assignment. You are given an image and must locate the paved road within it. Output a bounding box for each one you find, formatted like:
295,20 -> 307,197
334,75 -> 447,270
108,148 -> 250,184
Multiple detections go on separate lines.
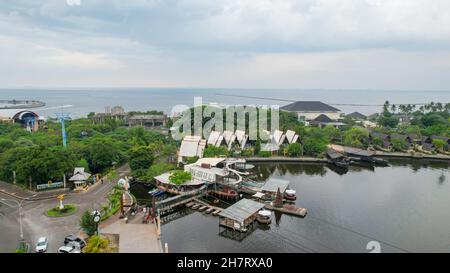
0,165 -> 130,253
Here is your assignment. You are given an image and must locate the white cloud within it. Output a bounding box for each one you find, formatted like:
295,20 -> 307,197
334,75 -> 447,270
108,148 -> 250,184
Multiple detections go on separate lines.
0,0 -> 450,89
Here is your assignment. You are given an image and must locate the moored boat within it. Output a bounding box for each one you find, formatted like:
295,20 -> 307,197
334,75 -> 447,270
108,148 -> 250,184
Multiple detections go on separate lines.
256,210 -> 272,224
284,189 -> 297,201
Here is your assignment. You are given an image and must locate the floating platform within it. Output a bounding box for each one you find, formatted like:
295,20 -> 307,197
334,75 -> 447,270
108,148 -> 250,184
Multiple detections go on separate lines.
264,204 -> 307,218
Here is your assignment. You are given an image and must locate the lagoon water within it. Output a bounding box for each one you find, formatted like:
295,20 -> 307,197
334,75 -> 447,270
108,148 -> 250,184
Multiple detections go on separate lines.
161,160 -> 450,253
1,88 -> 449,118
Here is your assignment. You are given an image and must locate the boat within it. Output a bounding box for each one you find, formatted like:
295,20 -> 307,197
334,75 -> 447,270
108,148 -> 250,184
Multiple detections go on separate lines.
284,189 -> 297,201
371,157 -> 390,166
149,190 -> 165,197
185,202 -> 195,208
256,210 -> 272,224
212,209 -> 222,216
198,205 -> 208,212
213,199 -> 220,204
209,187 -> 239,200
326,149 -> 350,169
206,207 -> 215,214
191,204 -> 201,210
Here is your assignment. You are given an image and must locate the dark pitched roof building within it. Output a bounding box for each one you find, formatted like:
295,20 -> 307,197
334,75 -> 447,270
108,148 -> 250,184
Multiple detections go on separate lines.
281,101 -> 340,112
346,112 -> 367,120
370,132 -> 390,141
281,101 -> 341,122
431,135 -> 450,144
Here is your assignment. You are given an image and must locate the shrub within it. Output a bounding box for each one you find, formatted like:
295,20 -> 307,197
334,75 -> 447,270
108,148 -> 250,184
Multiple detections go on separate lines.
258,151 -> 272,157
286,143 -> 302,157
203,146 -> 228,157
84,235 -> 110,253
391,137 -> 409,151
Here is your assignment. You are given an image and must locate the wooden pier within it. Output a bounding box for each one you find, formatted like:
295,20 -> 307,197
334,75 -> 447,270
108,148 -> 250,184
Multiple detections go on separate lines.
264,204 -> 307,217
187,198 -> 223,215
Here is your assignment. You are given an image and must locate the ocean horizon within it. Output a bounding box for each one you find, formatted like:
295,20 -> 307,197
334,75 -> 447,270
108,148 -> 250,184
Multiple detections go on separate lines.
1,88 -> 450,118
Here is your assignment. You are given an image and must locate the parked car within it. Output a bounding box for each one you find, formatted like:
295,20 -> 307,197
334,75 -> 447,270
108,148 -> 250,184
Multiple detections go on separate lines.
35,237 -> 48,253
58,242 -> 81,253
63,235 -> 86,249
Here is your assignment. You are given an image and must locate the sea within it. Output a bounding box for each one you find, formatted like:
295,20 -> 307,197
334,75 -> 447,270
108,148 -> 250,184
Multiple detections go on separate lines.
1,88 -> 449,119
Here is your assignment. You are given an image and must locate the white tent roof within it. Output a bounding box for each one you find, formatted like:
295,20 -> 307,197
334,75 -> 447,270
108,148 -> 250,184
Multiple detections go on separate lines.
223,130 -> 236,145
285,130 -> 299,144
207,131 -> 222,146
273,130 -> 285,146
179,136 -> 205,158
235,130 -> 249,148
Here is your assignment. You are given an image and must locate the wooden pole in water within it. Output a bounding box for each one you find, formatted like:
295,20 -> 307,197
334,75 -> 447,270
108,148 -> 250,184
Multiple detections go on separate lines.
13,171 -> 16,185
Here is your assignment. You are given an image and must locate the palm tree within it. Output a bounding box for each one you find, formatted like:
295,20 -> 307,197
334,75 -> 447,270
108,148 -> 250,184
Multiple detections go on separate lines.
391,104 -> 397,113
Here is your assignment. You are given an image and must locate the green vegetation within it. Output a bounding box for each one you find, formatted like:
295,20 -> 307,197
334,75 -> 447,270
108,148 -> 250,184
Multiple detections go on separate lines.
143,162 -> 176,182
343,128 -> 369,148
46,204 -> 77,217
80,210 -> 97,236
100,185 -> 124,221
169,170 -> 192,185
83,235 -> 115,253
432,139 -> 447,152
0,116 -> 175,188
286,143 -> 302,157
203,146 -> 229,157
391,137 -> 409,151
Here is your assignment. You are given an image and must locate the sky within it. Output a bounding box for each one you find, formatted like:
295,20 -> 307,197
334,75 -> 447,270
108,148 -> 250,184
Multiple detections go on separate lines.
0,0 -> 450,90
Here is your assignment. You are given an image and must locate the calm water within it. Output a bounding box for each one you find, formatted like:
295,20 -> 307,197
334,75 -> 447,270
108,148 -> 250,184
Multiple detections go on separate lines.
1,88 -> 449,118
161,160 -> 450,253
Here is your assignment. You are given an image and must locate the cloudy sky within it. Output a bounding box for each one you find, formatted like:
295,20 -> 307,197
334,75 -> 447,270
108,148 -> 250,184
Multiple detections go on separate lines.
1,0 -> 450,90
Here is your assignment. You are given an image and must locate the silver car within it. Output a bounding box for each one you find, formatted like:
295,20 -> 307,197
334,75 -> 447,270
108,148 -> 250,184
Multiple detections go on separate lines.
35,237 -> 48,253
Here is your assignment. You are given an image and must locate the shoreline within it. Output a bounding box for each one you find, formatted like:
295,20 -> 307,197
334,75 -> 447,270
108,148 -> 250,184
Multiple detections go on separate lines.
245,152 -> 450,163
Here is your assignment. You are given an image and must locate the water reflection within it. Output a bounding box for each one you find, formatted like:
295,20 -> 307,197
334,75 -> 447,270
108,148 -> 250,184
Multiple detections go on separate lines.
161,160 -> 449,253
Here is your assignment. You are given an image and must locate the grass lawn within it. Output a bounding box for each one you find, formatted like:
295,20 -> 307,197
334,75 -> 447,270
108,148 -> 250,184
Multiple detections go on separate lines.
45,204 -> 77,217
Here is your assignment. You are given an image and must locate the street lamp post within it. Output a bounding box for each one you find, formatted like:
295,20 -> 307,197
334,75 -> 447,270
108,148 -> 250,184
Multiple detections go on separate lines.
92,210 -> 101,235
1,198 -> 25,248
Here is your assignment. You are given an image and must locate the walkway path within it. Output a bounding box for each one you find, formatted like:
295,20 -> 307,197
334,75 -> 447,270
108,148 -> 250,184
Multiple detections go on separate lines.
100,212 -> 163,253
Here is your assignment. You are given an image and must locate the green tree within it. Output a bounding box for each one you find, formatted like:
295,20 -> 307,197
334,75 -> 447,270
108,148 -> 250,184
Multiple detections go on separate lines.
129,146 -> 154,171
0,138 -> 14,153
80,210 -> 97,236
88,138 -> 120,173
343,128 -> 369,148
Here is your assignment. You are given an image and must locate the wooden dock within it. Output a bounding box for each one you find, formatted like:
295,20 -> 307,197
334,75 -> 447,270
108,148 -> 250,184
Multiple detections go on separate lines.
186,198 -> 223,216
264,204 -> 307,218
